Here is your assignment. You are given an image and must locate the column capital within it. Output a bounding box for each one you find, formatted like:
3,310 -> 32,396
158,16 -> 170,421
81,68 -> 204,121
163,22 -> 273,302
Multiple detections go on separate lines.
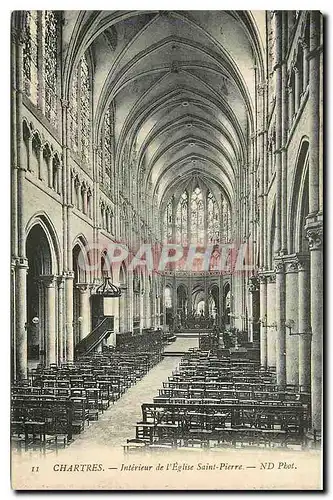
14,257 -> 29,269
63,271 -> 75,279
297,258 -> 309,272
248,274 -> 259,292
306,224 -> 323,251
285,259 -> 299,274
266,273 -> 276,284
40,275 -> 56,288
258,273 -> 267,284
274,260 -> 285,274
76,283 -> 89,293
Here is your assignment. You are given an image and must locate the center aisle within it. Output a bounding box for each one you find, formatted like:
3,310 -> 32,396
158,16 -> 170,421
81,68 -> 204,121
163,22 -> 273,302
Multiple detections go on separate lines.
67,355 -> 182,450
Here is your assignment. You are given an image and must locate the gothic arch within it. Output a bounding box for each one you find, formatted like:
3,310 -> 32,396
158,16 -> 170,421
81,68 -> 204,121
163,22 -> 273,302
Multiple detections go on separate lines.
25,213 -> 61,275
288,138 -> 310,254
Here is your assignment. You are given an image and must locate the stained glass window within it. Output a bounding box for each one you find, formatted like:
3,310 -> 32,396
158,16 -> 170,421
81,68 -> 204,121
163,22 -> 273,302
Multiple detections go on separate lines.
207,191 -> 220,243
69,66 -> 79,152
69,54 -> 91,162
104,107 -> 113,191
97,138 -> 103,184
43,11 -> 58,126
165,287 -> 172,308
164,183 -> 231,249
80,55 -> 91,163
221,196 -> 231,242
164,198 -> 173,242
175,191 -> 188,245
191,187 -> 204,245
23,11 -> 39,105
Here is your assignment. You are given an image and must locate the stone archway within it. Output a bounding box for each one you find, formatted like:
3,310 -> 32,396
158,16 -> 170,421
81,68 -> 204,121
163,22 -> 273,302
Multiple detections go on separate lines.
25,221 -> 59,368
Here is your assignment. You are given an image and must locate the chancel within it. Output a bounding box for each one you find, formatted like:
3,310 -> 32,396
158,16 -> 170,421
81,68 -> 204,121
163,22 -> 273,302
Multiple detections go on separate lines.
11,11 -> 323,454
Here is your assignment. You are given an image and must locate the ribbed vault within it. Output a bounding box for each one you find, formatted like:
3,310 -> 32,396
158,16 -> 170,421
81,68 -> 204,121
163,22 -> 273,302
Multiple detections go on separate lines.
63,10 -> 265,224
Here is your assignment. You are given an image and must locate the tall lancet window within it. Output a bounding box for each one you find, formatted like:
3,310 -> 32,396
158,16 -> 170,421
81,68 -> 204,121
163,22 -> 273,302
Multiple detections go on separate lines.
69,54 -> 91,164
221,196 -> 231,242
175,191 -> 188,245
23,11 -> 59,124
80,55 -> 91,164
103,106 -> 113,192
163,198 -> 173,242
69,66 -> 79,153
207,191 -> 220,243
191,187 -> 204,245
23,11 -> 39,105
43,10 -> 58,127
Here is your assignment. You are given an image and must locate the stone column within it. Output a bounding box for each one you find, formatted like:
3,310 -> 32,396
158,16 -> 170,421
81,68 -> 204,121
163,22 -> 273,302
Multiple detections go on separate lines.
307,224 -> 323,432
308,11 -> 321,214
297,257 -> 311,392
274,11 -> 282,253
288,84 -> 295,129
127,273 -> 134,332
13,23 -> 28,380
259,275 -> 267,368
65,271 -> 74,361
43,276 -> 56,366
275,260 -> 286,387
281,13 -> 288,253
266,274 -> 276,368
306,11 -> 322,432
119,289 -> 126,333
139,290 -> 144,332
15,258 -> 28,379
77,284 -> 90,341
57,277 -> 64,364
285,258 -> 299,386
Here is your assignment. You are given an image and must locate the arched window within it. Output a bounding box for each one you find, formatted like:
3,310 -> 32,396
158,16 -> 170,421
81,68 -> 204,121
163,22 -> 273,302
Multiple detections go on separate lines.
69,66 -> 79,153
23,11 -> 59,124
69,54 -> 91,164
23,11 -> 39,105
98,104 -> 114,193
175,191 -> 188,245
104,106 -> 113,191
80,55 -> 91,163
165,287 -> 172,308
163,198 -> 173,242
191,186 -> 204,245
43,11 -> 58,126
221,196 -> 231,243
163,182 -> 231,248
207,191 -> 220,243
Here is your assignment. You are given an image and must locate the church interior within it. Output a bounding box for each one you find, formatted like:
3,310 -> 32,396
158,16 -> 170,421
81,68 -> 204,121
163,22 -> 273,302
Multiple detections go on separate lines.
11,10 -> 323,453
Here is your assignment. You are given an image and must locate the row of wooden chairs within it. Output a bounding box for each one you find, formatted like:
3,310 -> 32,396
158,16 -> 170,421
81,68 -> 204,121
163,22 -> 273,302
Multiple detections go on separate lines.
128,348 -> 311,452
11,332 -> 166,452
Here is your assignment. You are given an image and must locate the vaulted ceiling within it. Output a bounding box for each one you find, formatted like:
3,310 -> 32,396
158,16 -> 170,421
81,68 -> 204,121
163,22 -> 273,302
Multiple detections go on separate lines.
63,10 -> 266,210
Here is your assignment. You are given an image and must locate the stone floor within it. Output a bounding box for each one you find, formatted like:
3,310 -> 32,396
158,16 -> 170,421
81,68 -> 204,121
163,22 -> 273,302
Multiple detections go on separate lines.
66,355 -> 182,450
56,336 -> 195,452
164,336 -> 198,353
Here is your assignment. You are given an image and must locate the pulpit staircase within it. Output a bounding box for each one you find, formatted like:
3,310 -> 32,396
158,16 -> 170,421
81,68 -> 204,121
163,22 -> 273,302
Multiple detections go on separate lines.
74,317 -> 113,358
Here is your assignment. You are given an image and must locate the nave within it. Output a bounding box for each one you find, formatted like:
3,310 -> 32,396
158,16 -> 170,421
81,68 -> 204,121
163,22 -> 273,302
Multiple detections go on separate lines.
11,10 -> 323,465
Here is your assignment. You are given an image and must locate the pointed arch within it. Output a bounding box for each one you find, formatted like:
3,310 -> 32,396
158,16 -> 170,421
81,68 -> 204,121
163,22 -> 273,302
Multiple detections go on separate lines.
288,138 -> 309,254
25,212 -> 62,276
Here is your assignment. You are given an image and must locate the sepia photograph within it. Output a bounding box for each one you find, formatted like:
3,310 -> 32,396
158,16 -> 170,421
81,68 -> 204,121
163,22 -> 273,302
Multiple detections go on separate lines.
10,9 -> 323,490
